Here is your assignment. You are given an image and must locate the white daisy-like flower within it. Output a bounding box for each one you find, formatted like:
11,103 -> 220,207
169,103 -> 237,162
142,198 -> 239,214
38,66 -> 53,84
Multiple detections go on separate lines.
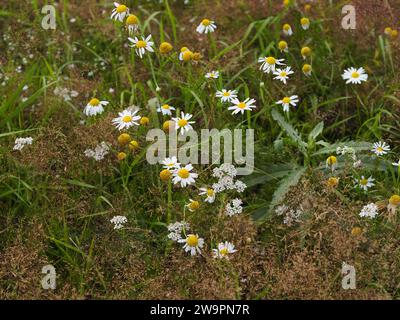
172,164 -> 198,187
83,98 -> 109,116
228,98 -> 257,115
178,234 -> 204,256
112,108 -> 141,131
196,19 -> 217,34
276,95 -> 299,112
172,112 -> 195,135
110,2 -> 129,22
300,18 -> 310,30
283,23 -> 293,36
205,71 -> 219,79
273,66 -> 294,84
359,203 -> 379,219
186,199 -> 200,212
371,141 -> 390,156
392,160 -> 400,167
258,56 -> 285,74
128,35 -> 154,58
199,187 -> 216,203
110,215 -> 128,230
126,14 -> 139,35
157,103 -> 175,116
213,241 -> 237,259
342,67 -> 368,84
13,137 -> 33,151
161,156 -> 180,170
355,176 -> 375,191
179,47 -> 193,61
215,89 -> 237,103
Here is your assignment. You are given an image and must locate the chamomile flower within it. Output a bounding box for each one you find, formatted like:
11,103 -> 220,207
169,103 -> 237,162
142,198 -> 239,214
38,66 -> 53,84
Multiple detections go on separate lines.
276,95 -> 299,112
178,234 -> 204,256
112,108 -> 141,130
326,155 -> 337,171
301,46 -> 312,59
84,98 -> 109,116
302,64 -> 312,76
126,14 -> 139,34
186,199 -> 200,212
278,40 -> 288,53
161,156 -> 180,170
258,56 -> 285,74
283,23 -> 293,36
172,112 -> 195,135
128,35 -> 154,58
228,98 -> 257,115
157,103 -> 175,116
179,47 -> 193,61
273,66 -> 294,84
342,67 -> 368,84
355,176 -> 375,191
172,164 -> 198,187
199,187 -> 216,203
205,71 -> 219,79
215,89 -> 237,103
371,141 -> 390,156
196,19 -> 217,34
111,2 -> 129,22
300,17 -> 310,30
213,241 -> 237,259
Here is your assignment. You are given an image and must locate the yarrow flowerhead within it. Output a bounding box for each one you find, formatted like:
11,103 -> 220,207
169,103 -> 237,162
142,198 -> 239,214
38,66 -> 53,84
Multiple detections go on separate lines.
110,215 -> 128,229
13,137 -> 33,151
359,203 -> 378,219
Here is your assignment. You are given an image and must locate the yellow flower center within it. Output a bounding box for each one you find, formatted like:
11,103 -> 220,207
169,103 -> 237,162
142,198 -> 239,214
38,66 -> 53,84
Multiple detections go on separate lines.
389,195 -> 400,206
162,104 -> 170,109
182,50 -> 193,61
122,115 -> 132,123
301,47 -> 311,56
301,18 -> 310,26
223,92 -> 230,97
202,19 -> 211,26
351,72 -> 360,78
278,41 -> 287,50
207,189 -> 214,196
160,169 -> 172,181
89,98 -> 100,106
282,97 -> 291,104
220,247 -> 229,256
189,201 -> 200,211
266,57 -> 276,65
178,168 -> 190,179
327,177 -> 339,187
280,72 -> 287,77
126,14 -> 138,25
116,5 -> 127,13
377,147 -> 383,152
238,102 -> 246,109
303,64 -> 312,72
360,178 -> 368,186
178,119 -> 188,127
186,234 -> 199,247
136,40 -> 146,48
327,156 -> 337,165
283,24 -> 291,31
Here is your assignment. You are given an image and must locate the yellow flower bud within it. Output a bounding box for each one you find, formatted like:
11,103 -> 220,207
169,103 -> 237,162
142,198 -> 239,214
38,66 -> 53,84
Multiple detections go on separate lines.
159,42 -> 173,54
118,133 -> 132,146
140,116 -> 150,126
160,169 -> 172,181
117,152 -> 127,161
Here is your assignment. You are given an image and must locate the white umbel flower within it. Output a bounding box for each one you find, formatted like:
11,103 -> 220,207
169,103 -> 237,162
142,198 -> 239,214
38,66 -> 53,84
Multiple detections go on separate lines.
359,203 -> 379,219
213,241 -> 237,259
172,112 -> 195,135
371,141 -> 390,156
215,89 -> 237,103
225,198 -> 243,217
13,137 -> 33,151
84,98 -> 109,116
228,98 -> 256,115
342,67 -> 368,84
178,234 -> 204,256
112,108 -> 141,130
172,164 -> 198,187
196,19 -> 217,34
84,142 -> 110,161
273,66 -> 294,84
128,35 -> 154,58
276,95 -> 299,112
110,215 -> 128,230
258,56 -> 285,74
111,2 -> 129,22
